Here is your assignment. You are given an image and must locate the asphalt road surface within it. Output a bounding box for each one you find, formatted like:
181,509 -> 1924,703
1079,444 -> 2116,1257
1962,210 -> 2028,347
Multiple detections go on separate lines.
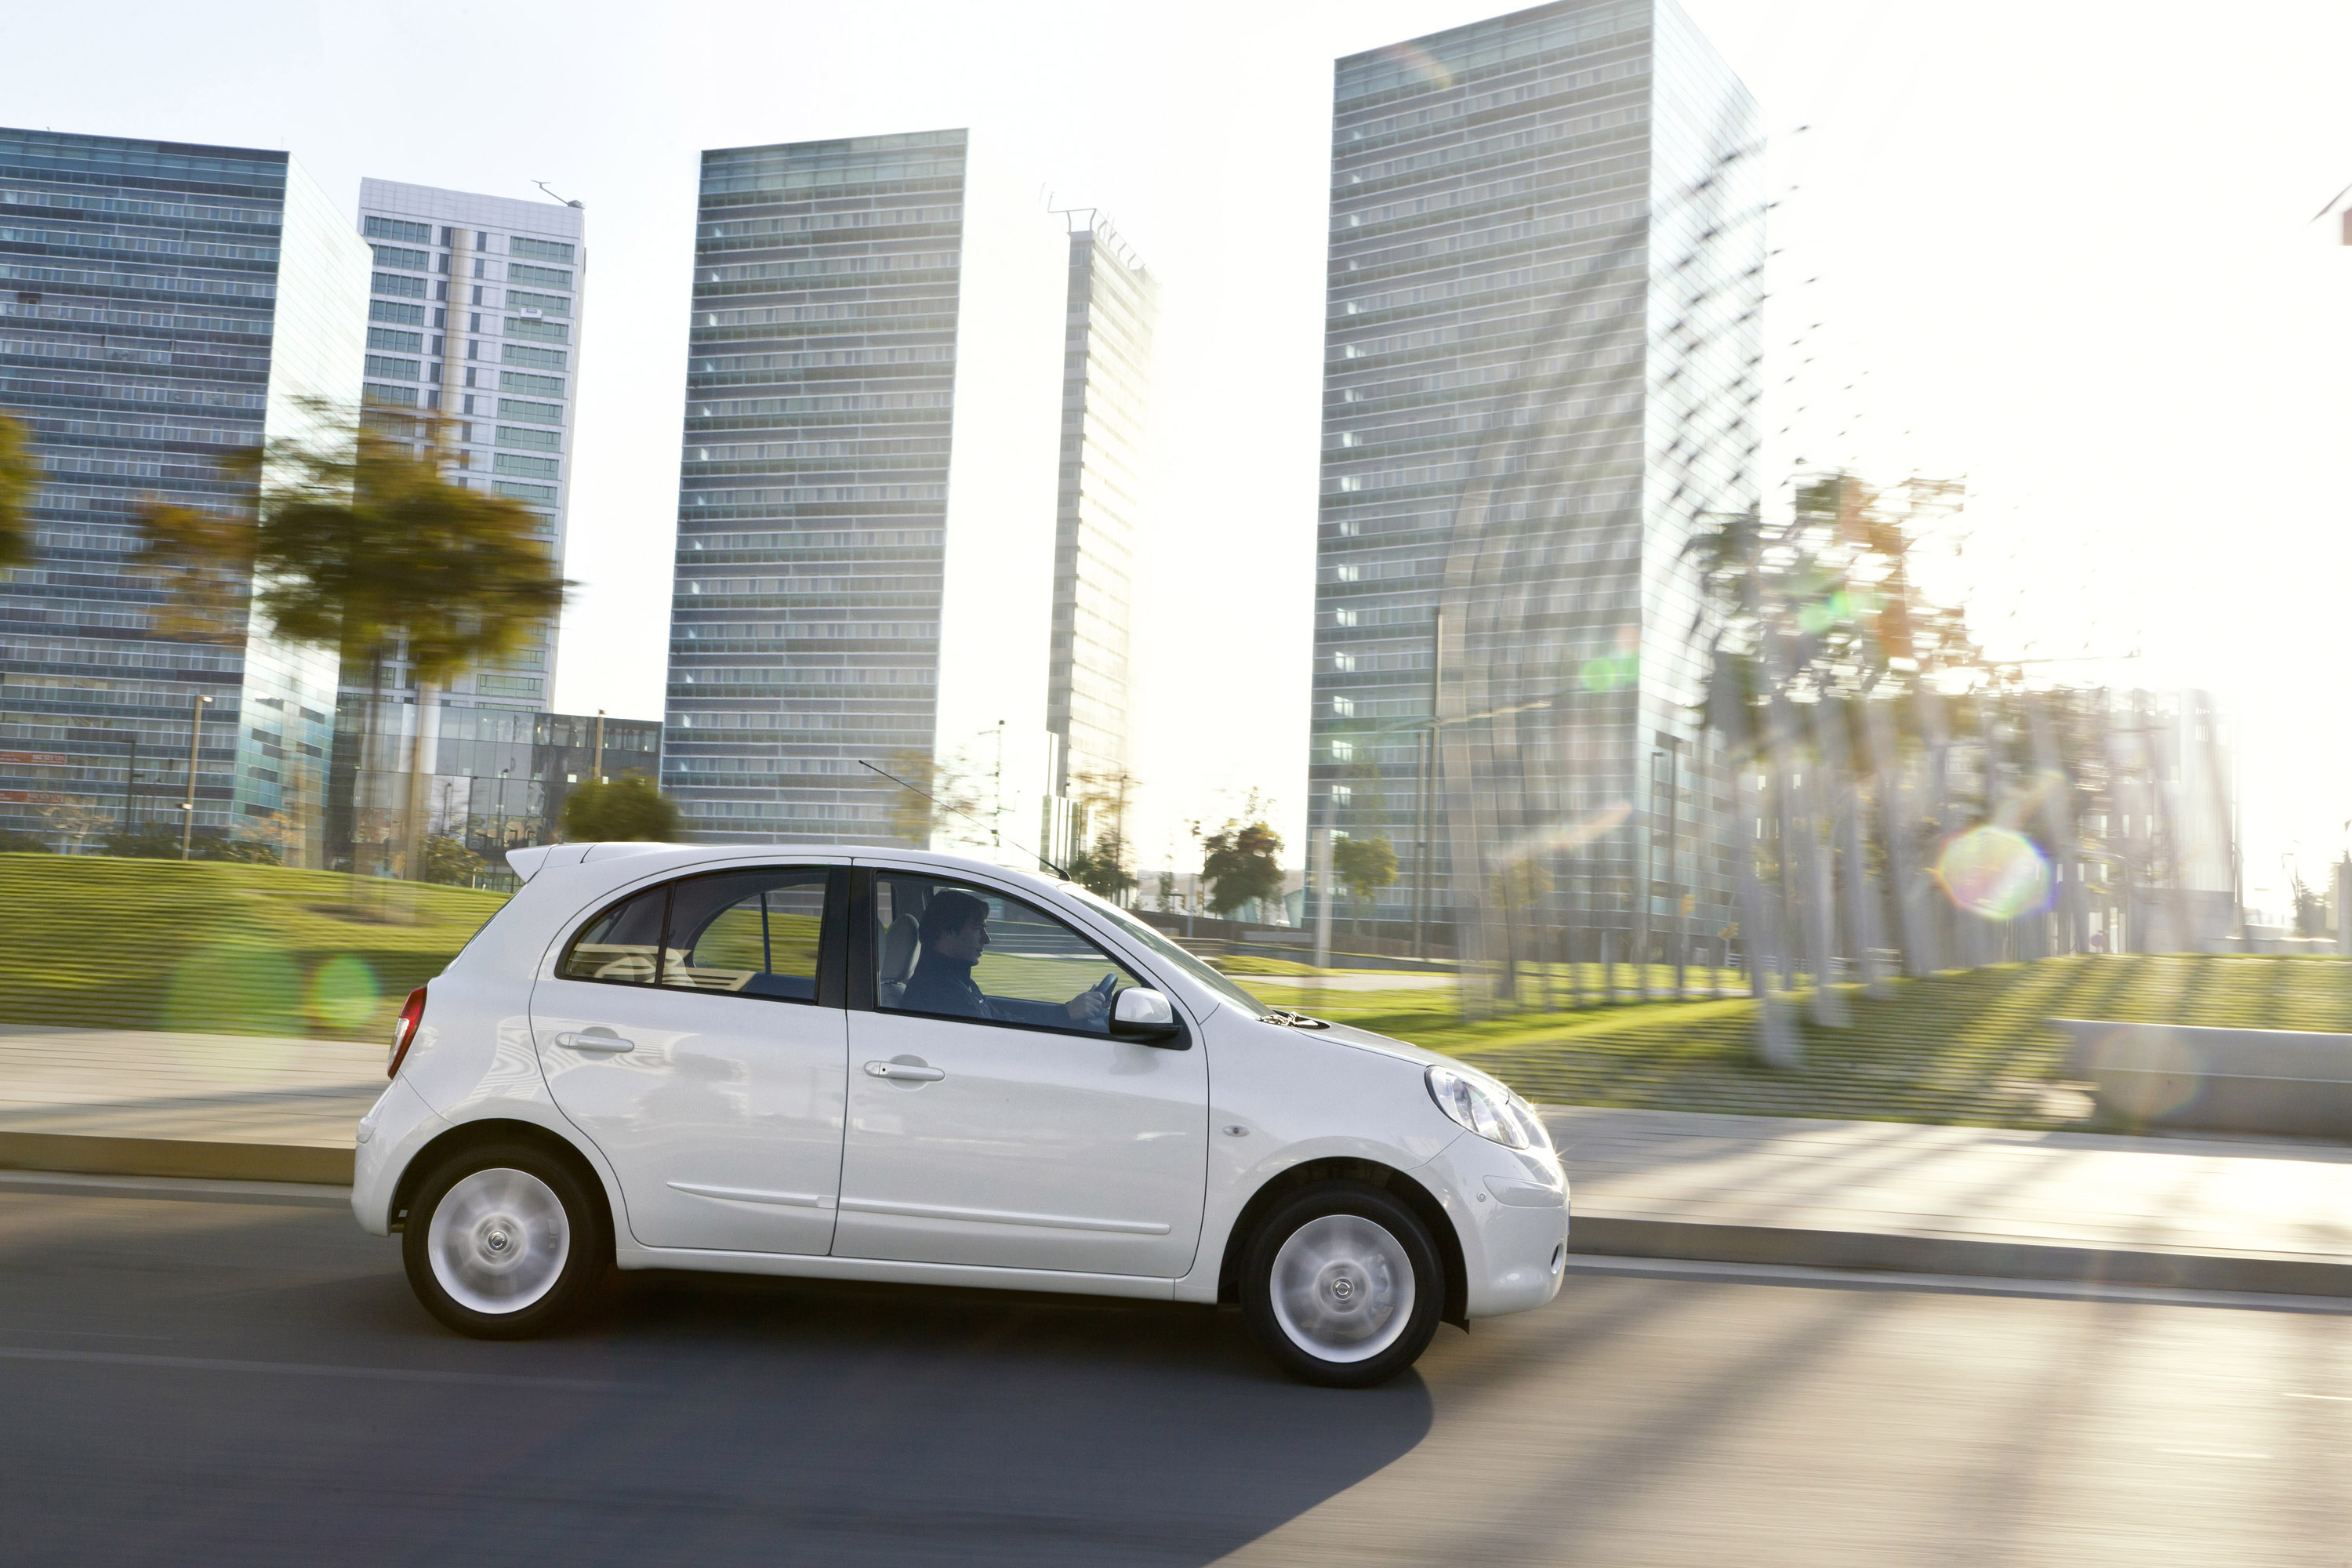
3,1176 -> 2350,1566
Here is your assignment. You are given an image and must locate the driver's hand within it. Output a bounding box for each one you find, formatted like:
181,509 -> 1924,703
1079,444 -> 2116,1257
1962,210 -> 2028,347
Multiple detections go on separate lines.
1066,988 -> 1109,1024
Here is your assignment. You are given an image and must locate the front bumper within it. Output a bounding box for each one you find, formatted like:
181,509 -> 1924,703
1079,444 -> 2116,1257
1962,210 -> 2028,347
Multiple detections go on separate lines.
1426,1131 -> 1570,1318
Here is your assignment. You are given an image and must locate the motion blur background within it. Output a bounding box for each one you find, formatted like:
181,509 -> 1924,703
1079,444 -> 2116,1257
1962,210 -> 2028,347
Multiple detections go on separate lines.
5,0 -> 2344,901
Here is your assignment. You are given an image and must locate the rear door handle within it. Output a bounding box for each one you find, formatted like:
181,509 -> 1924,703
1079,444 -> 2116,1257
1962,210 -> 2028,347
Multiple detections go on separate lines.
557,1029 -> 635,1054
864,1061 -> 944,1081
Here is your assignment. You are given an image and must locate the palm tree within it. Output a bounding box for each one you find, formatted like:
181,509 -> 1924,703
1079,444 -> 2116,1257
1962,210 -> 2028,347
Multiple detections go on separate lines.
135,402 -> 569,879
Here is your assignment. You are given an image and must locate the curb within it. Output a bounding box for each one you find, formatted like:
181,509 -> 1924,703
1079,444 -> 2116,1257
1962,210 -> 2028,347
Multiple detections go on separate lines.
0,1132 -> 354,1186
4,1132 -> 2343,1301
1568,1215 -> 2352,1299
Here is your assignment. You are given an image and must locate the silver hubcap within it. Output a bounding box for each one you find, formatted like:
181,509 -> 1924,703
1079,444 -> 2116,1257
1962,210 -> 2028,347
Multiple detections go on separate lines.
426,1167 -> 571,1315
1269,1213 -> 1415,1363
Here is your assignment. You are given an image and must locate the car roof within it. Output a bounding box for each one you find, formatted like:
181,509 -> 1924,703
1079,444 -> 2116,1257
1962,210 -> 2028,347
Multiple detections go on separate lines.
505,840 -> 1071,898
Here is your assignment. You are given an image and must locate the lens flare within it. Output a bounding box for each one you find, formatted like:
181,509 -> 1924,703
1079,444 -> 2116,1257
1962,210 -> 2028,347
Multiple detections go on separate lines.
306,954 -> 382,1033
1935,826 -> 2051,920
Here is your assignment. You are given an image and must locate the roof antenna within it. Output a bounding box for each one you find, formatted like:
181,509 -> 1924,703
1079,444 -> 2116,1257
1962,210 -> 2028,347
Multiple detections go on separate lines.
534,180 -> 584,209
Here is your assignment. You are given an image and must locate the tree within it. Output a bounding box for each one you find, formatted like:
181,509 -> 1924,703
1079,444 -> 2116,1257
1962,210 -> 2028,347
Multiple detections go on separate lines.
1066,828 -> 1138,901
876,748 -> 984,848
133,404 -> 569,878
561,775 -> 679,842
100,824 -> 187,859
0,827 -> 51,854
2292,874 -> 2329,939
420,833 -> 486,887
1333,833 -> 1397,916
0,411 -> 34,571
1203,818 -> 1285,917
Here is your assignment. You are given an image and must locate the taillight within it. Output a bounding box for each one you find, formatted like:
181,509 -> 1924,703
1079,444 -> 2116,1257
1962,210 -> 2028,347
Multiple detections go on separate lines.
388,987 -> 427,1080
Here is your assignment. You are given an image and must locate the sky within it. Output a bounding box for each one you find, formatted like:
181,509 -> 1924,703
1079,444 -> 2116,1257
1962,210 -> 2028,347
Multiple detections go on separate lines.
7,0 -> 2349,913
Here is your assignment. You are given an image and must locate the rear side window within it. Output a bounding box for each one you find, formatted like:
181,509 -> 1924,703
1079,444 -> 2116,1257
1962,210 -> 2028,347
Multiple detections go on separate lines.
662,869 -> 830,1000
555,867 -> 840,1003
558,887 -> 665,984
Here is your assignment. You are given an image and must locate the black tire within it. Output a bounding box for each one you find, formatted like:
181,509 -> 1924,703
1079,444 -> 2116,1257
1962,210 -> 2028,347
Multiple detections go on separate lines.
401,1142 -> 608,1340
1241,1179 -> 1444,1388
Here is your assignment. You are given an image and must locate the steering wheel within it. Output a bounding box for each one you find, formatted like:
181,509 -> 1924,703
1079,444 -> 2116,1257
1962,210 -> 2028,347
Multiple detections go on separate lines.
1091,971 -> 1120,1003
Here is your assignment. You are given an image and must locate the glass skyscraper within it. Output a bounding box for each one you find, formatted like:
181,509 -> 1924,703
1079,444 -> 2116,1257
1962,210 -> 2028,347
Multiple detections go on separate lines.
0,129 -> 368,862
1044,209 -> 1156,860
350,180 -> 584,713
1308,0 -> 1763,968
662,129 -> 1073,855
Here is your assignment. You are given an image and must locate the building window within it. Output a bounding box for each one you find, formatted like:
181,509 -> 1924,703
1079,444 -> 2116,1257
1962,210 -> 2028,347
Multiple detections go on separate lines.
507,263 -> 574,291
463,367 -> 477,387
439,227 -> 454,246
435,281 -> 448,301
506,318 -> 571,343
504,290 -> 571,318
1334,696 -> 1355,716
370,243 -> 430,271
367,328 -> 422,354
433,307 -> 446,328
1331,740 -> 1355,762
510,236 -> 575,263
460,395 -> 475,416
372,272 -> 428,299
364,354 -> 420,380
364,383 -> 419,408
495,480 -> 558,503
499,369 -> 564,397
502,344 -> 568,371
497,398 -> 563,425
497,426 -> 562,453
470,285 -> 483,306
494,453 -> 561,480
466,340 -> 480,359
364,216 -> 431,244
368,299 -> 425,326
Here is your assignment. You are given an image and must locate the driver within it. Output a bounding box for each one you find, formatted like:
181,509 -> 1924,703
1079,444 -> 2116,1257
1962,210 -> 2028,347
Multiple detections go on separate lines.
902,889 -> 1112,1028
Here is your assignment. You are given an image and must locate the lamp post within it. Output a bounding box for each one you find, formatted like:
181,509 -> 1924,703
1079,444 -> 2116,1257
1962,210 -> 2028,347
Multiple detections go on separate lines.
178,692 -> 211,860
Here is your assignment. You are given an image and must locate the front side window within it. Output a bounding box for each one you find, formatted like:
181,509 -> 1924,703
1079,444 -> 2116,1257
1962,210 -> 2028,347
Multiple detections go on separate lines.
555,867 -> 837,1002
874,874 -> 1141,1035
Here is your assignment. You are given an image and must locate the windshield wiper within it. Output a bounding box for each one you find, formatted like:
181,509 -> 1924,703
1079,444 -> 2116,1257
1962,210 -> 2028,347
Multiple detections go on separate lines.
1263,1008 -> 1332,1030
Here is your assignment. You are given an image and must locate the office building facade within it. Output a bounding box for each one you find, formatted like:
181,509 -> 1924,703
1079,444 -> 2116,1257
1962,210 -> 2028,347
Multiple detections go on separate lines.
662,129 -> 1069,855
353,179 -> 583,713
1044,210 -> 1156,862
328,706 -> 659,877
0,129 -> 368,862
1307,0 -> 1764,965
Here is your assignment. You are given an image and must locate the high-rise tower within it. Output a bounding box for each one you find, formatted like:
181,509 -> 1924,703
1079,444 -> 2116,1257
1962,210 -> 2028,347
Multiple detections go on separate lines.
1044,210 -> 1156,866
351,180 -> 583,713
0,129 -> 368,862
1307,0 -> 1763,967
662,129 -> 1072,855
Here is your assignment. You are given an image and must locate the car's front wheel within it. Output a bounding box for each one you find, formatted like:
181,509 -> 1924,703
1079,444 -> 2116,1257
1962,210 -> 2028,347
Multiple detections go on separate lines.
1242,1180 -> 1443,1388
402,1144 -> 607,1339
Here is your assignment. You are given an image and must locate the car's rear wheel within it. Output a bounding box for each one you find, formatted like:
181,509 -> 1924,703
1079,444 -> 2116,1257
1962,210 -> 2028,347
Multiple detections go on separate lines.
1242,1180 -> 1443,1388
402,1144 -> 607,1339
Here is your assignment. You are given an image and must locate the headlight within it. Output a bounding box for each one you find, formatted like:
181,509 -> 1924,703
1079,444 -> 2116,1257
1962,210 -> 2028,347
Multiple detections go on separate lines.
1425,1065 -> 1550,1152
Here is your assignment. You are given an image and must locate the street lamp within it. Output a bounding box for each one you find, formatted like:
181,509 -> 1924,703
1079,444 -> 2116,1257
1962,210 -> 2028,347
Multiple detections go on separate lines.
178,692 -> 212,861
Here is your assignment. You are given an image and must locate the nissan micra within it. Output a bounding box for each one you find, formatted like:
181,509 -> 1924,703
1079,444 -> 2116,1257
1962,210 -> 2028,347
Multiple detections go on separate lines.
354,843 -> 1568,1387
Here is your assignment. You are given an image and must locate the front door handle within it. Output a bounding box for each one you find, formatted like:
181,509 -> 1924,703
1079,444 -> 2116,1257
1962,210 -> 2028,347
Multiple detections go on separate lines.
557,1029 -> 635,1054
864,1060 -> 944,1081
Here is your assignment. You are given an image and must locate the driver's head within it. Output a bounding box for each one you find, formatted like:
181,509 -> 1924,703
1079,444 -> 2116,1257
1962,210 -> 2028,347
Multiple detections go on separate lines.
920,888 -> 990,962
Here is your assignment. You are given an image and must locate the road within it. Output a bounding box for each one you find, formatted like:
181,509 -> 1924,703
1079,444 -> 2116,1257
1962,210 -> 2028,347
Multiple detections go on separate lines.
2,1176 -> 2348,1566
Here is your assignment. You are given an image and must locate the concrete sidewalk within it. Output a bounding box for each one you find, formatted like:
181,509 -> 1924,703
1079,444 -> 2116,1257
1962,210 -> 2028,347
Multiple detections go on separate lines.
1546,1105 -> 2352,1297
5,1026 -> 2350,1297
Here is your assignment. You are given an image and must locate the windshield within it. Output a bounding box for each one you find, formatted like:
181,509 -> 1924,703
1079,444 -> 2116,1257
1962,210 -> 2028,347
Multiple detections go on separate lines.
1061,885 -> 1272,1016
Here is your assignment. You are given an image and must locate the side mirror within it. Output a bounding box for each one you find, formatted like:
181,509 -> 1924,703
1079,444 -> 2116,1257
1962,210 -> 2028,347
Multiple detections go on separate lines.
1111,987 -> 1188,1048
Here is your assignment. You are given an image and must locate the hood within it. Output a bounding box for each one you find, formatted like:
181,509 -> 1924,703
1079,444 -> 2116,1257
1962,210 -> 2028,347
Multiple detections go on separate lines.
1287,1014 -> 1457,1073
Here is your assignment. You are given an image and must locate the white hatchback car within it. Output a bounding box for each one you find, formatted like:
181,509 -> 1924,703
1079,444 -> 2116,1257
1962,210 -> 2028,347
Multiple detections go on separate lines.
354,843 -> 1568,1386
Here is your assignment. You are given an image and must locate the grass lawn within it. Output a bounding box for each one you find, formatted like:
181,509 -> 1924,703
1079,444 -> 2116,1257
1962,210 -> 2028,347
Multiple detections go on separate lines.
1232,953 -> 2352,1130
0,853 -> 509,1041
